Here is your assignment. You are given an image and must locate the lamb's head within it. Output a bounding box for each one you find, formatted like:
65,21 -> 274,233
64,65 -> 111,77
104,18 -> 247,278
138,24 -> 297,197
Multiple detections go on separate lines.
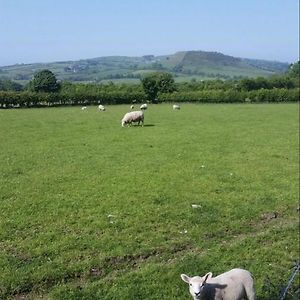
181,272 -> 212,299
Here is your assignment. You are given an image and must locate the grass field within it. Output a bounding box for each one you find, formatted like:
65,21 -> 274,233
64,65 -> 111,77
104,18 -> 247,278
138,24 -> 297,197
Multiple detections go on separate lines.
0,103 -> 299,299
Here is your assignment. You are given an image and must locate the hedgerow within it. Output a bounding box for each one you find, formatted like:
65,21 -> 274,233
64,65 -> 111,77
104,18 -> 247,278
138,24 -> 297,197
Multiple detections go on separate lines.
0,91 -> 147,108
0,88 -> 298,108
158,88 -> 299,103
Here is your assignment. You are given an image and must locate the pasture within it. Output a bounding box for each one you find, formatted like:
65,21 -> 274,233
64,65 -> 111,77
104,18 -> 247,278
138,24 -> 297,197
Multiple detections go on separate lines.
0,103 -> 299,299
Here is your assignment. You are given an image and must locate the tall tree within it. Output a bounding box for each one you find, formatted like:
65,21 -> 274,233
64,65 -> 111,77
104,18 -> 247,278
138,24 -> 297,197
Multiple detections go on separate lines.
141,74 -> 159,101
29,69 -> 60,92
141,72 -> 176,101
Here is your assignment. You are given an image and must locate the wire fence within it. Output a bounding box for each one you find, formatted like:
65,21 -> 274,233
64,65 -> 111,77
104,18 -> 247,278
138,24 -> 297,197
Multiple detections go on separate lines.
279,261 -> 300,300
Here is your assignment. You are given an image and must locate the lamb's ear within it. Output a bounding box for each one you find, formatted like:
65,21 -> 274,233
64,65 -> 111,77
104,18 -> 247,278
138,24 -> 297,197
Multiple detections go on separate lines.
203,272 -> 213,283
181,274 -> 190,283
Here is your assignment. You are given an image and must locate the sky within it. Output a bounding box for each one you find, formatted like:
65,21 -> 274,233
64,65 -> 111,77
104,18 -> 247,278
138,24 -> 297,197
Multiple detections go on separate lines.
0,0 -> 299,66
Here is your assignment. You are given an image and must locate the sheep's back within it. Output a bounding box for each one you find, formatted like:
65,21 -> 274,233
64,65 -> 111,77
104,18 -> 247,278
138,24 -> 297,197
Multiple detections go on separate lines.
206,269 -> 252,300
122,111 -> 143,122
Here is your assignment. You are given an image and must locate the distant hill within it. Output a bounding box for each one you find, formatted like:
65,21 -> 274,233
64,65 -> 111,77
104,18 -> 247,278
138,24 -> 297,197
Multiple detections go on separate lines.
0,50 -> 290,84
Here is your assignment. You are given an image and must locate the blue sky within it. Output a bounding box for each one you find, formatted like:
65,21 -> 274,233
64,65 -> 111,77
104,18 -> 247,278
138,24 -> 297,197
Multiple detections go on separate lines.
0,0 -> 299,66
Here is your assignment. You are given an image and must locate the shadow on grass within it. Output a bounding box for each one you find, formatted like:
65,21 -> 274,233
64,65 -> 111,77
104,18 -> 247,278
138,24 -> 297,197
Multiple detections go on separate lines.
129,124 -> 155,127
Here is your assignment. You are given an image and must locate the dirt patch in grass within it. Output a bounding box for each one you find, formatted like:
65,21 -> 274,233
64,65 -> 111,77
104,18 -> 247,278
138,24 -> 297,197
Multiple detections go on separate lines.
89,243 -> 193,279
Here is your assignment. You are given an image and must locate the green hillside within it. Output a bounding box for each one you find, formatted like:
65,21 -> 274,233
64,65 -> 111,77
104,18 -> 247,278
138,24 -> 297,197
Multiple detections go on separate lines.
0,50 -> 289,84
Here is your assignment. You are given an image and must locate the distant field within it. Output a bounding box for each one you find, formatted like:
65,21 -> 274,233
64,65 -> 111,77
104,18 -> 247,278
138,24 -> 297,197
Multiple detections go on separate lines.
0,104 -> 299,299
98,75 -> 215,84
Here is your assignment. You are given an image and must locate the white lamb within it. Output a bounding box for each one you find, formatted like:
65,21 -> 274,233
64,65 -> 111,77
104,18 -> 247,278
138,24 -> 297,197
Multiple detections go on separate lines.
130,105 -> 134,109
121,111 -> 144,127
140,103 -> 148,110
181,268 -> 256,300
98,104 -> 105,111
81,106 -> 87,110
173,104 -> 180,110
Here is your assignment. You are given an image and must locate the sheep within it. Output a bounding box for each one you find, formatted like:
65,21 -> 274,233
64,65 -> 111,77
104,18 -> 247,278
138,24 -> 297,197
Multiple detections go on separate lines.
173,104 -> 180,110
181,268 -> 256,300
98,104 -> 105,111
121,110 -> 144,127
140,103 -> 148,110
81,106 -> 87,110
130,105 -> 134,110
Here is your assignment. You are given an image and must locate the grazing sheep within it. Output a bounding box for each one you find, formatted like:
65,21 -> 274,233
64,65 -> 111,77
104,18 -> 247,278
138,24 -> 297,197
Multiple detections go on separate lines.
130,105 -> 134,110
181,268 -> 256,300
121,110 -> 144,127
98,104 -> 105,111
140,103 -> 148,110
81,106 -> 87,110
173,104 -> 180,110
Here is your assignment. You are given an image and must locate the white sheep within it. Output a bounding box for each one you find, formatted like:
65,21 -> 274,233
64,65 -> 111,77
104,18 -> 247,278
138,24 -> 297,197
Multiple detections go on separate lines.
130,105 -> 134,110
173,104 -> 180,110
98,104 -> 105,111
181,268 -> 256,300
81,106 -> 87,110
121,110 -> 144,127
140,103 -> 148,110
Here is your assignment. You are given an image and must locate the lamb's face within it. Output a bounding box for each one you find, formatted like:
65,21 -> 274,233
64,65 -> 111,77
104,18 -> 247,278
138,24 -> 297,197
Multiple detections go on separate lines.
181,273 -> 212,300
188,277 -> 205,299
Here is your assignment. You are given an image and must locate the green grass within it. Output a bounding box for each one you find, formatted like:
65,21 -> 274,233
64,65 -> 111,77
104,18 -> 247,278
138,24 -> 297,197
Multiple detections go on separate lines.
0,104 -> 299,299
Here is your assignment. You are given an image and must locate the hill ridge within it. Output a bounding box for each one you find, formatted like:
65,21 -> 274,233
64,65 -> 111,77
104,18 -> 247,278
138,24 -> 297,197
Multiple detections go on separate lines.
0,50 -> 290,84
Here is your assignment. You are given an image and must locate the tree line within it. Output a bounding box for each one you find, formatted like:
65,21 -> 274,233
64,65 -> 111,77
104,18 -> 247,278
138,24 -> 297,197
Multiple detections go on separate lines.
0,62 -> 299,108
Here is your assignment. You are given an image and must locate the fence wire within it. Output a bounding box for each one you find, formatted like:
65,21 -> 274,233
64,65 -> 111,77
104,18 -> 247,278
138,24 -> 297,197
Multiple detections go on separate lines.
279,261 -> 300,300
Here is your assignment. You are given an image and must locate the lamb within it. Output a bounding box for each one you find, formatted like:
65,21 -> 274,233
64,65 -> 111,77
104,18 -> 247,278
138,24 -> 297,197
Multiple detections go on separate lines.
98,104 -> 105,111
130,105 -> 134,110
121,110 -> 144,127
81,106 -> 87,110
140,103 -> 148,110
173,104 -> 180,110
181,268 -> 256,300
